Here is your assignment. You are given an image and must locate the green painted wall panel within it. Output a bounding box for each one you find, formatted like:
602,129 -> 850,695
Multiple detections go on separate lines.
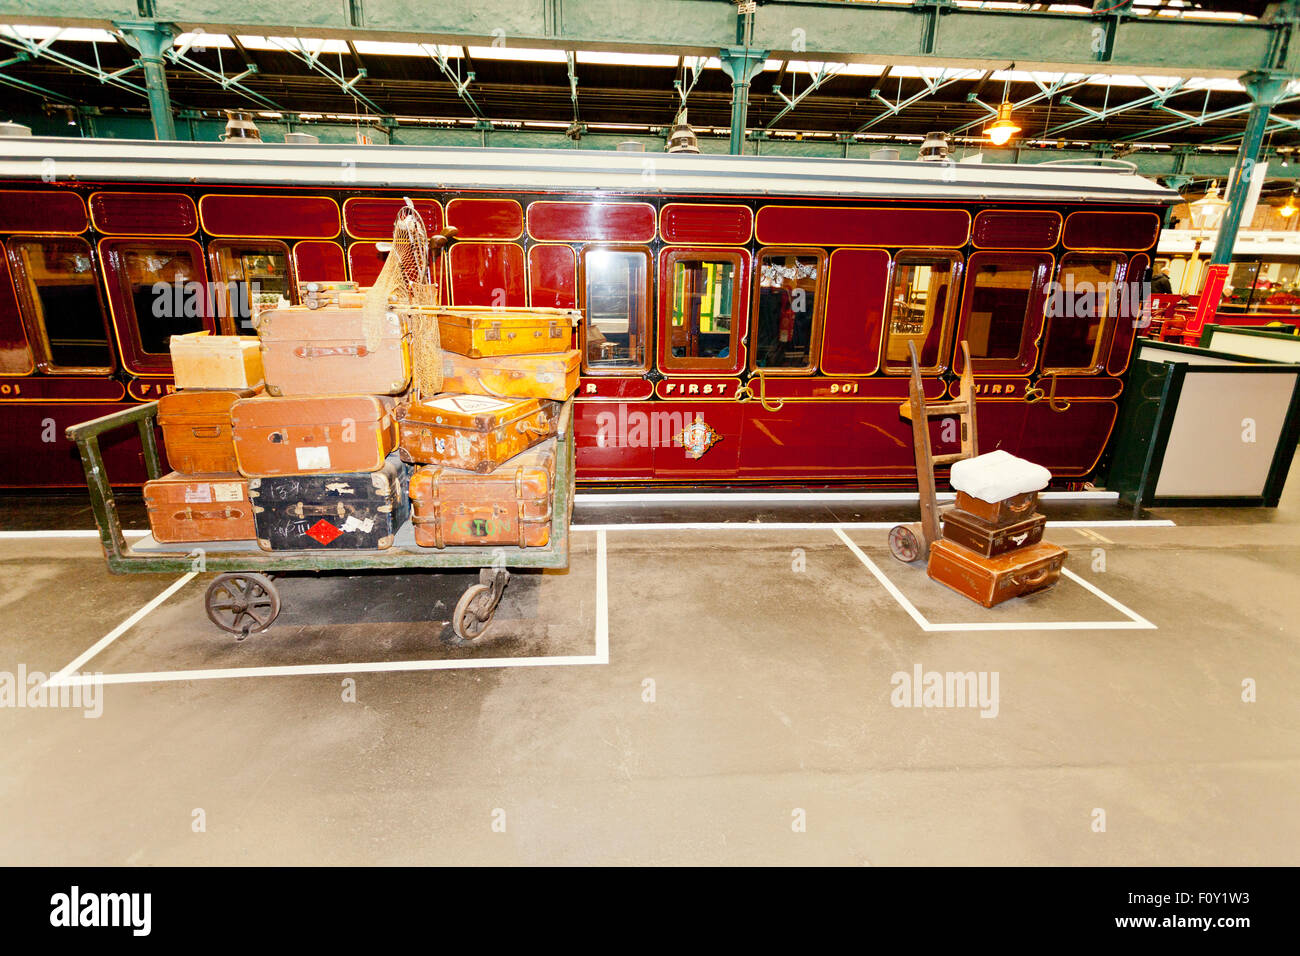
363,0 -> 548,38
559,0 -> 736,50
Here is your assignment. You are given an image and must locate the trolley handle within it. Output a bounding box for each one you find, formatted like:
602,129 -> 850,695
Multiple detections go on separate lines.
65,400 -> 164,571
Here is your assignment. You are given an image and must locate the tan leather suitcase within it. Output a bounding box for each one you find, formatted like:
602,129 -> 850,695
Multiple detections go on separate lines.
953,490 -> 1039,528
258,305 -> 411,396
942,509 -> 1047,559
144,472 -> 255,543
438,350 -> 580,402
436,308 -> 579,359
408,440 -> 556,549
398,393 -> 558,473
927,539 -> 1067,608
231,395 -> 398,477
157,388 -> 258,475
169,332 -> 264,390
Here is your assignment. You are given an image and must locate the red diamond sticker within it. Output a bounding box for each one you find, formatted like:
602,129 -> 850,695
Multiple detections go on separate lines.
306,519 -> 344,546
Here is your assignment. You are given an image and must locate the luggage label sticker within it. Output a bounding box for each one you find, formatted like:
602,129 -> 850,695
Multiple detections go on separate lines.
423,395 -> 513,414
676,417 -> 723,460
341,515 -> 375,534
212,483 -> 243,502
324,481 -> 357,496
184,484 -> 213,503
305,519 -> 344,546
295,446 -> 331,471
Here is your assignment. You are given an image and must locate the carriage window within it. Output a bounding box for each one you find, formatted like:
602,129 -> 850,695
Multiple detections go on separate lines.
109,243 -> 207,353
754,250 -> 822,371
1252,259 -> 1300,312
1043,255 -> 1124,372
6,237 -> 112,372
1220,259 -> 1259,313
965,259 -> 1039,360
582,247 -> 649,371
885,252 -> 958,372
209,240 -> 293,333
664,254 -> 741,368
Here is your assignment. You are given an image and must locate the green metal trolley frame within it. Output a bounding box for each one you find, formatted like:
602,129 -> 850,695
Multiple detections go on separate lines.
66,399 -> 575,641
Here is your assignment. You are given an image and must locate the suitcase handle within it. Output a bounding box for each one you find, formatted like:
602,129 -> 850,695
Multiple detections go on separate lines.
1007,496 -> 1035,514
293,345 -> 371,359
190,425 -> 223,438
515,414 -> 550,437
174,507 -> 243,521
470,369 -> 513,400
288,502 -> 348,518
1012,566 -> 1053,588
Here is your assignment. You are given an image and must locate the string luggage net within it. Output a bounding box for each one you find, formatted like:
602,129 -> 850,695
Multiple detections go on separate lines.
362,199 -> 443,397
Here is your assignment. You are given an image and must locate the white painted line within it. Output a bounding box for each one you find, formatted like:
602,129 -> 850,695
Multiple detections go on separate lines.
576,519 -> 1175,532
576,490 -> 1120,503
832,527 -> 1156,633
833,527 -> 932,631
44,572 -> 197,687
44,534 -> 612,688
595,529 -> 609,663
1058,567 -> 1156,629
0,529 -> 148,539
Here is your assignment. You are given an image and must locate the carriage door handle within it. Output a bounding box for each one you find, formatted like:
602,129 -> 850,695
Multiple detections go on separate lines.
1024,376 -> 1071,412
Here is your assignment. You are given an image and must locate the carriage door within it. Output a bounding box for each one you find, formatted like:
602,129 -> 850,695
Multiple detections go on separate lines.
951,251 -> 1055,461
1016,251 -> 1134,476
652,247 -> 749,478
578,245 -> 655,478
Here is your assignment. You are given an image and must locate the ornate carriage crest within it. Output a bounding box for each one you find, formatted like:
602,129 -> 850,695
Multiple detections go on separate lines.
676,418 -> 722,459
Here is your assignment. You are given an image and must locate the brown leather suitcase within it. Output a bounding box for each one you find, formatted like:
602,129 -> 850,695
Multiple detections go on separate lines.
436,308 -> 578,359
942,509 -> 1047,558
231,395 -> 398,477
397,393 -> 558,473
953,490 -> 1039,528
408,440 -> 556,549
438,350 -> 580,402
927,539 -> 1068,608
143,472 -> 255,543
157,388 -> 258,475
258,305 -> 411,396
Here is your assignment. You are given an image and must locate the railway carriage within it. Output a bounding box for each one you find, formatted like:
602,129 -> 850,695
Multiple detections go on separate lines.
0,138 -> 1175,489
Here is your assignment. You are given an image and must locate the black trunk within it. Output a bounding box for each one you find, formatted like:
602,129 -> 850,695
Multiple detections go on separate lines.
249,453 -> 411,551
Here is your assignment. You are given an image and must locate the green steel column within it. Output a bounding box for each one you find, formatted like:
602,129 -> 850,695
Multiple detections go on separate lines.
114,20 -> 180,141
1188,72 -> 1291,333
718,47 -> 768,155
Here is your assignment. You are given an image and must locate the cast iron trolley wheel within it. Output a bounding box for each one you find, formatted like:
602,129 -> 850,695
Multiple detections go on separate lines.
888,523 -> 924,564
451,568 -> 510,643
205,572 -> 281,638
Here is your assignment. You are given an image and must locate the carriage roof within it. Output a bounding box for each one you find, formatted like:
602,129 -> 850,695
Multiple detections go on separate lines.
0,136 -> 1178,206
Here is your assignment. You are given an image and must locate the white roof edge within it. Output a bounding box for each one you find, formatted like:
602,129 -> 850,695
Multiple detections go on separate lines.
0,136 -> 1179,205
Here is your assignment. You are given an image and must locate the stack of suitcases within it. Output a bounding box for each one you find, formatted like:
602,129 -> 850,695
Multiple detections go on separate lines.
927,449 -> 1069,607
147,301 -> 580,553
145,332 -> 264,544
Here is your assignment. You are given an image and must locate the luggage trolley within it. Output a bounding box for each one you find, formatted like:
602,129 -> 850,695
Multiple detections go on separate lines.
65,400 -> 576,643
887,341 -> 978,564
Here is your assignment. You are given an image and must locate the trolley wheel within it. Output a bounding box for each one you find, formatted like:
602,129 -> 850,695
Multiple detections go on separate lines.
450,568 -> 510,644
206,572 -> 280,639
888,523 -> 924,564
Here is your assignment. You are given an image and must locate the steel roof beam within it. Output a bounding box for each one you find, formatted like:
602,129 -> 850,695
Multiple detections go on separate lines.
271,35 -> 387,117
422,43 -> 484,119
0,0 -> 1293,78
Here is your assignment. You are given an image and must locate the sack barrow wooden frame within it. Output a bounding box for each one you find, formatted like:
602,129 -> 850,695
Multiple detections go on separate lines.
66,400 -> 576,643
888,341 -> 979,563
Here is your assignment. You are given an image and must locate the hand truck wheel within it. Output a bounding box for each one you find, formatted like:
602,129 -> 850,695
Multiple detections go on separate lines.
451,568 -> 510,643
206,572 -> 280,639
888,523 -> 925,564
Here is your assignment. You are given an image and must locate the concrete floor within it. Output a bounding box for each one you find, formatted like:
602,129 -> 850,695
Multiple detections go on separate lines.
0,481 -> 1297,865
